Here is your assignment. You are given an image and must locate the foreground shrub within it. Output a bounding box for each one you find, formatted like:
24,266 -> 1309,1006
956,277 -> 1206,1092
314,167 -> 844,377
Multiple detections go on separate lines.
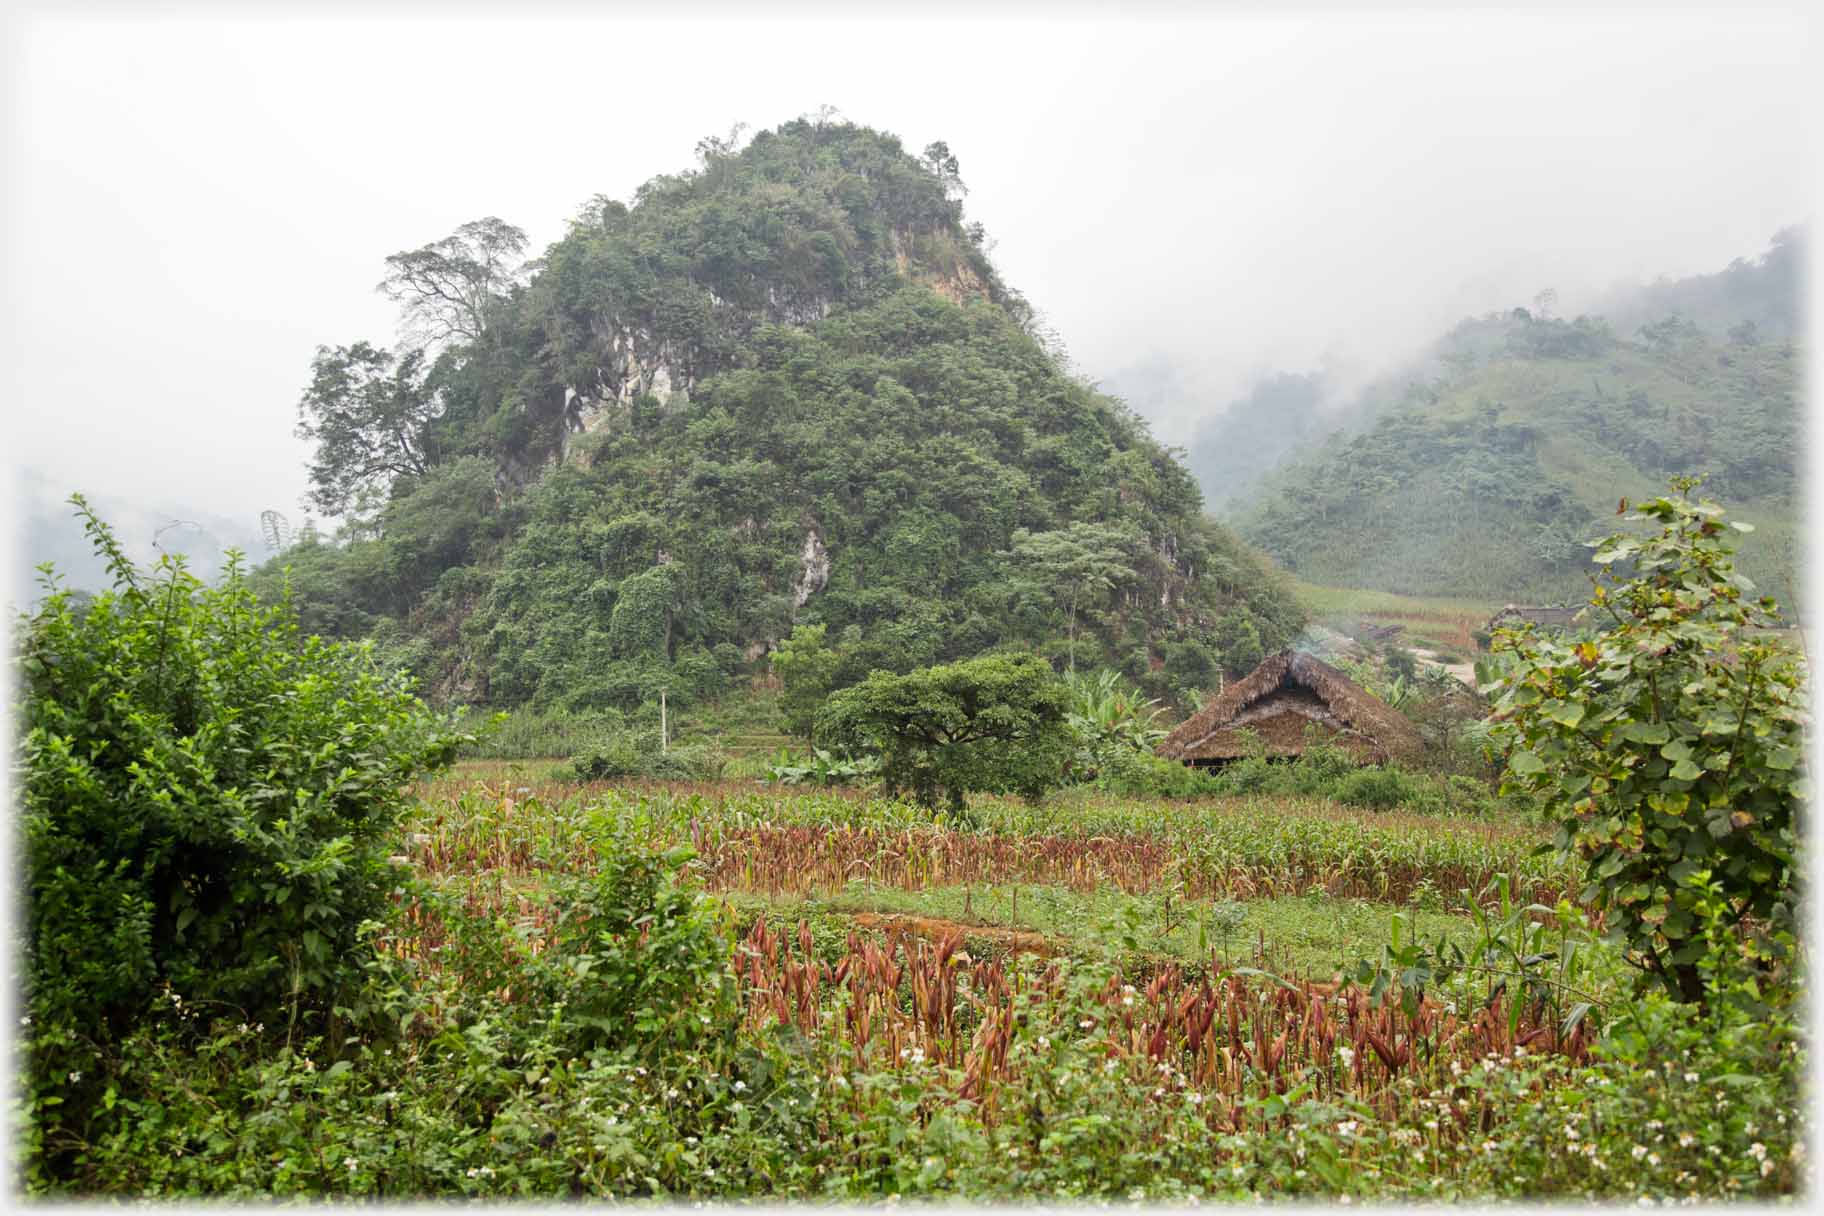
1489,480 -> 1804,1002
17,500 -> 466,1180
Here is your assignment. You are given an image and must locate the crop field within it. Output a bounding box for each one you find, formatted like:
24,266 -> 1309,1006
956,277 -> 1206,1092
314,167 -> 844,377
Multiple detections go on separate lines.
215,766 -> 1780,1203
35,762 -> 1803,1201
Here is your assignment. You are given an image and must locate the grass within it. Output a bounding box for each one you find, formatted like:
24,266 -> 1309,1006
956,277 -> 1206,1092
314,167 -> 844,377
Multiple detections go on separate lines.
728,885 -> 1493,979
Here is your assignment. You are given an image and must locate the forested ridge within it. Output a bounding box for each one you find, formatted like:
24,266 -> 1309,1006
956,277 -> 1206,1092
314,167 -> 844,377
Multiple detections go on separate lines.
263,117 -> 1304,712
1203,231 -> 1804,604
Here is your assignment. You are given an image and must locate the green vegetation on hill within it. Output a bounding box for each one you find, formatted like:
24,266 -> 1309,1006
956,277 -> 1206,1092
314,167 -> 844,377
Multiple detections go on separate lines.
259,117 -> 1304,714
1230,293 -> 1800,604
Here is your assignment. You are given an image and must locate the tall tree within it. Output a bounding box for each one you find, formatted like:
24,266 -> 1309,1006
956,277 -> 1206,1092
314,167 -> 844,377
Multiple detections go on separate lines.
378,217 -> 528,348
293,342 -> 438,517
1009,522 -> 1140,672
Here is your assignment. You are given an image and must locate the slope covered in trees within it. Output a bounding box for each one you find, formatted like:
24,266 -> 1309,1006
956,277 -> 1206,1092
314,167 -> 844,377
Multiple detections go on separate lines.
1228,259 -> 1803,604
263,118 -> 1304,711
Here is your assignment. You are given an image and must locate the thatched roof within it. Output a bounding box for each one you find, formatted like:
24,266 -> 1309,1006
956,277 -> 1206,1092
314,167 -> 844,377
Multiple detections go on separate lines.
1158,650 -> 1423,765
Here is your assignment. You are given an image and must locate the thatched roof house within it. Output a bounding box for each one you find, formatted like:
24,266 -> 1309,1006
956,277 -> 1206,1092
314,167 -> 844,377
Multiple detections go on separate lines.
1158,650 -> 1423,767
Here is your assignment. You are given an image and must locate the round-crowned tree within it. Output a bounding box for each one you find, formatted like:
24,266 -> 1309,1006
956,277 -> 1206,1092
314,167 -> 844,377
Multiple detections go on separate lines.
816,652 -> 1073,812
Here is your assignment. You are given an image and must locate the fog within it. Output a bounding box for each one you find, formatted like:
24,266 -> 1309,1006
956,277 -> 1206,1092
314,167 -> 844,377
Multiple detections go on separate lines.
4,5 -> 1814,575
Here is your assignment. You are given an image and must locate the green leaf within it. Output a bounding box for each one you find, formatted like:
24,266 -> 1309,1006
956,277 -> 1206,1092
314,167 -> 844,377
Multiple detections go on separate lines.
1545,702 -> 1586,728
1669,758 -> 1703,782
1620,721 -> 1671,745
1508,750 -> 1546,775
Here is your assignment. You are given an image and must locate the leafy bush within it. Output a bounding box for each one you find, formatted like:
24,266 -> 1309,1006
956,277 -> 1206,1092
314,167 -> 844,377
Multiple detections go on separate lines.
1489,480 -> 1804,1003
569,726 -> 727,781
817,653 -> 1074,811
524,834 -> 738,1058
761,747 -> 881,787
1188,740 -> 1497,816
1064,667 -> 1167,777
17,499 -> 465,1170
1333,766 -> 1421,810
1085,748 -> 1213,800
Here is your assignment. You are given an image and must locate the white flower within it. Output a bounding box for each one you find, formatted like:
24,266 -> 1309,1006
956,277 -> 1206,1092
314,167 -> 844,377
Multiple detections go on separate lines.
1648,1153 -> 1661,1167
1122,994 -> 1135,1007
1336,1120 -> 1359,1138
1678,1133 -> 1695,1148
1747,1142 -> 1767,1161
732,1080 -> 747,1092
344,1157 -> 359,1172
1128,1187 -> 1145,1201
1760,1159 -> 1775,1178
1232,1165 -> 1246,1179
1683,1071 -> 1700,1083
1744,1121 -> 1757,1136
1633,1145 -> 1649,1160
667,1087 -> 680,1099
1338,1046 -> 1355,1067
1187,1091 -> 1203,1105
1424,1120 -> 1439,1131
1079,1019 -> 1095,1029
1566,1126 -> 1580,1142
68,1071 -> 81,1084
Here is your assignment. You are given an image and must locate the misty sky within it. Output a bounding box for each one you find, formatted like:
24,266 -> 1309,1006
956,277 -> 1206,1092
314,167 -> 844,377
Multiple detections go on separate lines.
4,5 -> 1815,546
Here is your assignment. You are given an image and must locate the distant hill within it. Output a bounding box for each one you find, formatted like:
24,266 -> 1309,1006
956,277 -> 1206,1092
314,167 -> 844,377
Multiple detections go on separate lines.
1230,293 -> 1802,606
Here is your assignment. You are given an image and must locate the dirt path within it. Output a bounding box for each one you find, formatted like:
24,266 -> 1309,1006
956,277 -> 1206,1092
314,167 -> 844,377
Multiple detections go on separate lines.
1409,647 -> 1477,688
